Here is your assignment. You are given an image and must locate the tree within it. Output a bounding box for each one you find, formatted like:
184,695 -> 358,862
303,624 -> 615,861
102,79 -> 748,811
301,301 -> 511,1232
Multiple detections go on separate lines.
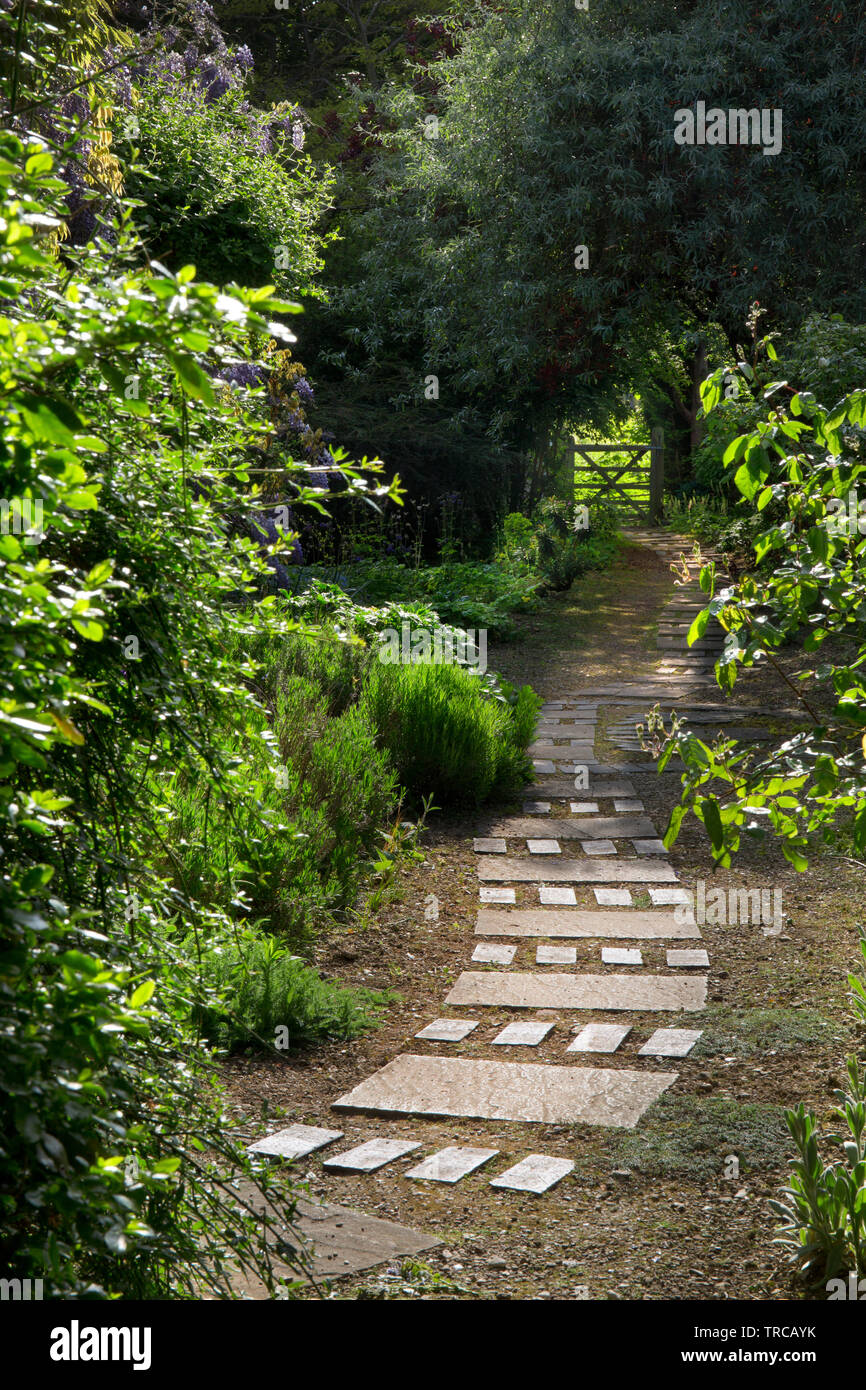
316,0 -> 866,482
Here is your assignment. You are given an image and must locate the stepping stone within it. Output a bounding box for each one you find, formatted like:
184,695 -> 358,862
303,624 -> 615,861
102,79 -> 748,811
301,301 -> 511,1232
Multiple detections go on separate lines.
602,946 -> 643,966
492,1020 -> 554,1046
471,942 -> 516,965
594,888 -> 632,906
649,887 -> 690,906
478,858 -> 676,883
614,798 -> 645,812
247,1124 -> 343,1160
540,886 -> 577,905
639,1028 -> 703,1058
570,801 -> 599,813
475,909 -> 700,939
324,1138 -> 421,1173
530,743 -> 591,758
415,1018 -> 479,1041
490,1155 -> 574,1194
590,781 -> 637,797
480,886 -> 516,904
479,816 -> 656,840
406,1146 -> 499,1184
445,972 -> 706,1012
567,1023 -> 631,1054
524,802 -> 552,814
536,943 -> 577,965
474,837 -> 507,854
533,760 -> 556,773
333,1055 -> 678,1128
527,839 -> 561,854
534,724 -> 595,738
666,949 -> 710,968
581,839 -> 616,855
632,839 -> 667,854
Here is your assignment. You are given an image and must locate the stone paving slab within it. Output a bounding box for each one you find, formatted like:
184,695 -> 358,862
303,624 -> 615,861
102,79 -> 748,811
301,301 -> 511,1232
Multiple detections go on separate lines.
475,908 -> 700,939
523,780 -> 638,798
613,798 -> 645,812
471,942 -> 516,965
527,838 -> 561,854
594,888 -> 633,906
445,971 -> 707,1012
492,1020 -> 554,1046
473,837 -> 507,854
530,743 -> 593,757
477,858 -> 677,883
666,949 -> 711,968
524,801 -> 552,814
536,943 -> 577,964
479,815 -> 657,839
247,1123 -> 343,1160
405,1146 -> 499,1184
532,759 -> 556,772
539,886 -> 577,905
534,724 -> 596,737
333,1055 -> 678,1128
324,1138 -> 422,1173
649,887 -> 691,905
567,1023 -> 632,1053
632,839 -> 668,854
415,1018 -> 479,1041
601,947 -> 643,966
480,886 -> 516,904
639,1028 -> 703,1057
581,839 -> 617,855
490,1154 -> 575,1194
570,801 -> 599,813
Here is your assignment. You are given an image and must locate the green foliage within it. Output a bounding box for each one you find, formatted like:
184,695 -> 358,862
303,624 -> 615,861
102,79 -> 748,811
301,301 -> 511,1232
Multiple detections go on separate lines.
123,75 -> 334,298
358,661 -> 540,805
656,320 -> 866,872
770,930 -> 866,1285
192,924 -> 388,1051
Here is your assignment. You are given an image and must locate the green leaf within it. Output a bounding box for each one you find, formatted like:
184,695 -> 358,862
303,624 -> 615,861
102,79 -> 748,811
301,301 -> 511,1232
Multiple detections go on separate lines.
129,980 -> 155,1008
167,351 -> 215,405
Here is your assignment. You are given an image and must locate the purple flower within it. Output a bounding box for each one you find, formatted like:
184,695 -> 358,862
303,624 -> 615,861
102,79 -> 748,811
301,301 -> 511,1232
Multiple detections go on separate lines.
294,377 -> 314,406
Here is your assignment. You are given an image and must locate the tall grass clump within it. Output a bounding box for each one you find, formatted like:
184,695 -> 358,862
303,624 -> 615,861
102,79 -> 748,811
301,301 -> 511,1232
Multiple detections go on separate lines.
359,661 -> 539,805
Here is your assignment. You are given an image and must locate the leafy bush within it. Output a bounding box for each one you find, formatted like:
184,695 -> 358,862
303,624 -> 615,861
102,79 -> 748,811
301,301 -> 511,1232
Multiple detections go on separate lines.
771,933 -> 866,1285
193,926 -> 388,1052
359,661 -> 539,805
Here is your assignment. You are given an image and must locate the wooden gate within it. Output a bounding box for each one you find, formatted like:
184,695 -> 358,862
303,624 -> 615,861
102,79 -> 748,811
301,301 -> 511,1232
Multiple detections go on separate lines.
573,427 -> 664,523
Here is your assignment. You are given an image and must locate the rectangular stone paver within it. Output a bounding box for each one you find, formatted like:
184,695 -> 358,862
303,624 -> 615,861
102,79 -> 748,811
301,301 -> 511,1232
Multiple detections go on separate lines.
594,888 -> 633,906
480,816 -> 657,840
601,947 -> 643,965
639,1028 -> 703,1057
650,887 -> 690,906
540,886 -> 577,905
405,1147 -> 499,1184
474,837 -> 507,854
536,943 -> 577,965
570,802 -> 599,813
333,1055 -> 678,1128
480,886 -> 516,904
248,1124 -> 343,1160
415,1018 -> 479,1041
567,1023 -> 631,1054
581,839 -> 616,855
478,858 -> 676,883
471,942 -> 516,965
492,1021 -> 554,1046
532,760 -> 556,773
666,949 -> 711,968
490,1154 -> 575,1194
475,908 -> 700,939
614,799 -> 645,812
632,839 -> 668,854
524,802 -> 551,814
324,1138 -> 421,1173
445,971 -> 707,1012
527,839 -> 561,854
591,781 -> 638,797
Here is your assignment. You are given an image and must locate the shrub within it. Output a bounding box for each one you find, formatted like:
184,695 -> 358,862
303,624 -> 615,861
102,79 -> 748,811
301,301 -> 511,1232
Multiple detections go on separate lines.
193,926 -> 388,1051
358,661 -> 539,805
